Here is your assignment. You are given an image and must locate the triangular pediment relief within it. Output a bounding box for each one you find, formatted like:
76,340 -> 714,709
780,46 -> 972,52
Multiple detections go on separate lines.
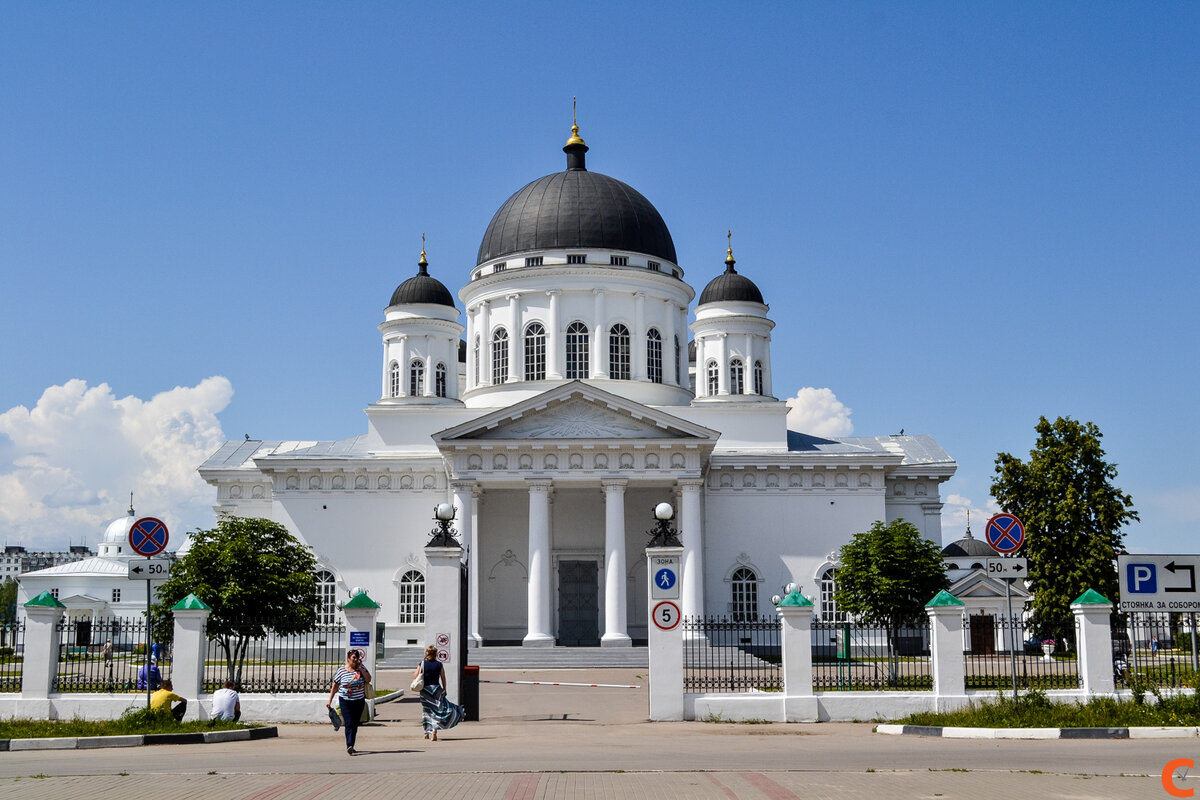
950,571 -> 1030,599
434,381 -> 719,443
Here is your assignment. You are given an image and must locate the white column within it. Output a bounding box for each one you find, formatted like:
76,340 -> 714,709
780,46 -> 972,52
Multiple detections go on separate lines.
465,307 -> 476,389
927,595 -> 967,707
744,333 -> 754,394
592,290 -> 607,379
778,594 -> 818,721
423,335 -> 435,397
546,290 -> 562,379
679,479 -> 705,619
1072,592 -> 1116,695
453,480 -> 481,647
397,337 -> 410,397
424,545 -> 465,700
478,301 -> 491,385
716,334 -> 729,395
446,336 -> 459,399
762,335 -> 774,397
601,479 -> 632,647
523,479 -> 555,646
507,293 -> 520,382
171,602 -> 211,709
678,306 -> 690,388
664,300 -> 676,386
20,599 -> 64,705
633,293 -> 646,381
646,545 -> 684,720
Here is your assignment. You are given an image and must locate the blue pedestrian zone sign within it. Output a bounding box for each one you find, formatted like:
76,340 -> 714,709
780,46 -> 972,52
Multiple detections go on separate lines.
655,568 -> 676,591
650,554 -> 681,600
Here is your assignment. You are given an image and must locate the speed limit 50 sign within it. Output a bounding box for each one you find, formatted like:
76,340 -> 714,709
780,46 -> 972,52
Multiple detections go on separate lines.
652,601 -> 681,631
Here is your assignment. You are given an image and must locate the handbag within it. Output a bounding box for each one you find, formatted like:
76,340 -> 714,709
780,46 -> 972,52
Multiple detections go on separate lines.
410,666 -> 424,692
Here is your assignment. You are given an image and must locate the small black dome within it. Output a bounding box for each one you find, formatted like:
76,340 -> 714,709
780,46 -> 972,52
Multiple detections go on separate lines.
476,132 -> 676,266
941,530 -> 996,558
697,250 -> 764,305
390,253 -> 456,308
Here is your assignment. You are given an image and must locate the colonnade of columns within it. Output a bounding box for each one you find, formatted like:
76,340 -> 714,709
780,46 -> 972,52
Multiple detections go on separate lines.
451,477 -> 705,647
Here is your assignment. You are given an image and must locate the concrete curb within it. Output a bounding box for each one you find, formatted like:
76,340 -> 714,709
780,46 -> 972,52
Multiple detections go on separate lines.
1,726 -> 278,751
875,723 -> 1200,740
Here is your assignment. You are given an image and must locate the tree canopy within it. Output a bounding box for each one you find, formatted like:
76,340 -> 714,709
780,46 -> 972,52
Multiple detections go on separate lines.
0,578 -> 16,625
991,415 -> 1138,641
834,518 -> 950,636
151,516 -> 320,685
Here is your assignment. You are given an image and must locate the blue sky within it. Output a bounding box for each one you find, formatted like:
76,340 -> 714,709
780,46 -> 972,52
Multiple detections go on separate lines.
1,3 -> 1196,554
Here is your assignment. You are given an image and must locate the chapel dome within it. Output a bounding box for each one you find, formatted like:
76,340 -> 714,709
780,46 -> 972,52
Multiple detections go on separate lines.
698,244 -> 764,305
941,527 -> 996,558
103,508 -> 136,545
475,125 -> 677,266
389,248 -> 456,308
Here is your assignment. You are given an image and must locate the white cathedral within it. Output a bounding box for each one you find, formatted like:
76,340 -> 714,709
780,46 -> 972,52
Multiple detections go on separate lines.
199,122 -> 957,651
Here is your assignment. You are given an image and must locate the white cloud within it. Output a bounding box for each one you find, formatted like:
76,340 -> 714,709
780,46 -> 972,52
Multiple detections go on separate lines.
0,378 -> 232,551
785,387 -> 854,438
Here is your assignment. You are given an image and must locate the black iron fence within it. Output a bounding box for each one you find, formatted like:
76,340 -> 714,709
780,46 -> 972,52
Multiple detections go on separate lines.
52,617 -> 171,693
682,616 -> 782,693
963,614 -> 1080,690
812,619 -> 932,691
203,621 -> 347,693
0,621 -> 24,693
1113,613 -> 1200,689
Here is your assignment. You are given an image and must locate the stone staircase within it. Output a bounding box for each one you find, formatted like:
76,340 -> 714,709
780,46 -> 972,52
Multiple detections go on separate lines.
379,645 -> 648,670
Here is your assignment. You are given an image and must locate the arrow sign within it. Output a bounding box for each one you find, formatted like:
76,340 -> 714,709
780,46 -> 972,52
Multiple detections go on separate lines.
984,513 -> 1025,555
127,558 -> 171,580
986,557 -> 1029,578
1165,561 -> 1197,593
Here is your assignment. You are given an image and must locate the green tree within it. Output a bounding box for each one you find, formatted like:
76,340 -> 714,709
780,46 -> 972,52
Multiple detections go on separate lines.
991,416 -> 1138,643
0,578 -> 16,624
151,516 -> 319,686
834,519 -> 949,681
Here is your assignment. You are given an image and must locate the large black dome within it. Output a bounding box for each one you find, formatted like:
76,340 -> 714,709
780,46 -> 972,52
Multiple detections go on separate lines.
476,133 -> 677,266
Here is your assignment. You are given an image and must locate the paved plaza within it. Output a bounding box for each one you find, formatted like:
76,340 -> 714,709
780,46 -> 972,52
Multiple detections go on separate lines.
1,668 -> 1194,799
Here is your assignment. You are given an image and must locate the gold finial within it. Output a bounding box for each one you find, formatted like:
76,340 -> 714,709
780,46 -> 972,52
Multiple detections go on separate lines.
725,229 -> 736,266
418,232 -> 428,269
565,96 -> 586,147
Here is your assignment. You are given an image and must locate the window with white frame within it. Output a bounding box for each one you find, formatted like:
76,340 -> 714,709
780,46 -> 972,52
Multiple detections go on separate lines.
435,363 -> 447,397
112,588 -> 121,603
567,254 -> 586,264
316,570 -> 338,625
409,359 -> 425,396
754,360 -> 764,395
493,263 -> 506,272
524,256 -> 542,267
609,324 -> 631,380
647,328 -> 663,383
731,567 -> 758,622
491,328 -> 509,383
524,322 -> 546,381
647,260 -> 660,271
566,321 -> 589,379
820,568 -> 848,622
610,255 -> 628,266
389,361 -> 401,398
706,360 -> 719,396
730,357 -> 744,395
398,570 -> 425,624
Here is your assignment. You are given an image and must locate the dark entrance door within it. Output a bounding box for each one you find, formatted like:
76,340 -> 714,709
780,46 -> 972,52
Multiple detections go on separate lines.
969,614 -> 995,655
557,561 -> 599,646
75,619 -> 92,647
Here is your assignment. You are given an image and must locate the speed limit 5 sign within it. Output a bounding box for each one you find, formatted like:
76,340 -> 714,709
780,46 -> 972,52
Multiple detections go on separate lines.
652,601 -> 681,631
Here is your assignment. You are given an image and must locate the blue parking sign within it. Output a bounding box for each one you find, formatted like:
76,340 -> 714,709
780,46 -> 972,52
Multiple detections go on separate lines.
1126,563 -> 1157,594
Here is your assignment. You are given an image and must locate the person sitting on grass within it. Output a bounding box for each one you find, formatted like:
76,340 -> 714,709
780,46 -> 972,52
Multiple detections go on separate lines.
211,680 -> 241,722
151,678 -> 188,722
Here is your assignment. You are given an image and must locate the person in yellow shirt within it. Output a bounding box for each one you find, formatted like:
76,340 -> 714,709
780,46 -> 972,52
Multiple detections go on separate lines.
150,678 -> 187,722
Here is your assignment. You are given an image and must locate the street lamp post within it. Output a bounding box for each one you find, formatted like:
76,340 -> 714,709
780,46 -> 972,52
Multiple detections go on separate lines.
646,502 -> 682,548
427,502 -> 460,547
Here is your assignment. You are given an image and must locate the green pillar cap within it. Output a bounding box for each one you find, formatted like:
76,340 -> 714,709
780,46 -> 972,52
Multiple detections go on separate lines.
1071,588 -> 1111,606
24,590 -> 65,608
342,591 -> 380,609
777,589 -> 814,607
926,589 -> 964,607
171,593 -> 211,611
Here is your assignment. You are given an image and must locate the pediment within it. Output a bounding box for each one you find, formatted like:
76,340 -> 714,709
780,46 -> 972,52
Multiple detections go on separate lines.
435,381 -> 719,443
950,571 -> 1030,599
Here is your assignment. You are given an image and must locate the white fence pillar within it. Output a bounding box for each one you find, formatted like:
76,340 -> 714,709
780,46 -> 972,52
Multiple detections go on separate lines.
926,590 -> 967,706
1072,588 -> 1115,695
170,594 -> 212,704
646,546 -> 684,721
342,591 -> 382,717
777,591 -> 818,721
425,545 -> 464,702
21,592 -> 64,704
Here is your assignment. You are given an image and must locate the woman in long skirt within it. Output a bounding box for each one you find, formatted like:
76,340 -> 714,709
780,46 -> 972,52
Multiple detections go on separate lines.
413,645 -> 465,741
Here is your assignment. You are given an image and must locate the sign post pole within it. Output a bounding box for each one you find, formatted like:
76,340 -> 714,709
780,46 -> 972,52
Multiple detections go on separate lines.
985,514 -> 1026,701
128,517 -> 170,709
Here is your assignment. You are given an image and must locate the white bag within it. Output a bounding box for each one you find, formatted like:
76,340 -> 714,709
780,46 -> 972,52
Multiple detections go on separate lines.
410,668 -> 424,692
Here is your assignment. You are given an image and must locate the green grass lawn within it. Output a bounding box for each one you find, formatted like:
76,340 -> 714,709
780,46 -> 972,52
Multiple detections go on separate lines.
0,707 -> 253,739
894,689 -> 1200,728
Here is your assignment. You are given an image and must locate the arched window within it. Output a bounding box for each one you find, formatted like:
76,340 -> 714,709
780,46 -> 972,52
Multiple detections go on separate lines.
646,328 -> 663,384
566,322 -> 589,379
435,362 -> 447,398
524,322 -> 546,381
491,328 -> 509,383
731,567 -> 758,622
706,360 -> 719,396
609,324 -> 631,380
730,358 -> 744,395
315,570 -> 338,626
409,359 -> 425,396
820,569 -> 847,622
389,361 -> 401,398
473,335 -> 480,385
674,335 -> 681,385
397,570 -> 425,624
754,360 -> 764,395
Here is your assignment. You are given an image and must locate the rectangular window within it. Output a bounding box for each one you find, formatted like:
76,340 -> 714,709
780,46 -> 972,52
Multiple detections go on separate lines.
610,256 -> 628,266
524,256 -> 543,267
112,588 -> 121,602
647,261 -> 660,271
567,254 -> 586,264
493,263 -> 506,272
50,588 -> 58,599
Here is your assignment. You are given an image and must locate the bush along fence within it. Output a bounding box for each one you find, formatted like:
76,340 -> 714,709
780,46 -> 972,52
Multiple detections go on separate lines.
0,590 -> 380,723
664,587 -> 1170,723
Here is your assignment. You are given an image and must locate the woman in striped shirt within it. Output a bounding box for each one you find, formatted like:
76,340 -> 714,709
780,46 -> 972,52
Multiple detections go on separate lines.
326,648 -> 371,754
